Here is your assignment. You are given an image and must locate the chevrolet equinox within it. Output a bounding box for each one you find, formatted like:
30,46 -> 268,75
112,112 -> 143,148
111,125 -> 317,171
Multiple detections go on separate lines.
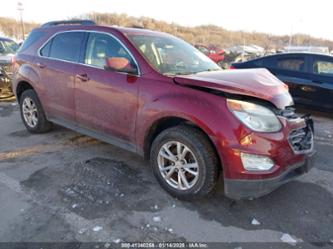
12,20 -> 315,199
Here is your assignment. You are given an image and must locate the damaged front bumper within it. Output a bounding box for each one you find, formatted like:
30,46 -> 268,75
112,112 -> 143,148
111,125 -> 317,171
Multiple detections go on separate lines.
224,150 -> 315,200
0,63 -> 14,99
223,112 -> 316,200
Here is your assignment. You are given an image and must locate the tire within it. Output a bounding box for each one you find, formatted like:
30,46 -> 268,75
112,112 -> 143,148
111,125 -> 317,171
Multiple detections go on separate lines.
150,125 -> 220,199
19,89 -> 52,133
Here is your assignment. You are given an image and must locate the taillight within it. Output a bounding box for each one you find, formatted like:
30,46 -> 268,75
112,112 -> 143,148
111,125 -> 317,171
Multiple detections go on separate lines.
229,65 -> 236,70
11,55 -> 16,71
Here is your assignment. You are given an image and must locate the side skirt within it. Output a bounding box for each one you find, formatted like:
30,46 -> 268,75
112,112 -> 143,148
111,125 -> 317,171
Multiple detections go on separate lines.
48,117 -> 144,157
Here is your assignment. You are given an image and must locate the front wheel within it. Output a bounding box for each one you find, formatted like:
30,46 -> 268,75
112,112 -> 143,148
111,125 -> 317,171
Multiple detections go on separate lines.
150,125 -> 220,199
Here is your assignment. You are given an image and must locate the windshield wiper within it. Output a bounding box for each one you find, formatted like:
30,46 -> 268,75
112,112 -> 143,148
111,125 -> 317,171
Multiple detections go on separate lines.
163,68 -> 221,76
175,72 -> 199,75
198,68 -> 221,73
163,72 -> 197,76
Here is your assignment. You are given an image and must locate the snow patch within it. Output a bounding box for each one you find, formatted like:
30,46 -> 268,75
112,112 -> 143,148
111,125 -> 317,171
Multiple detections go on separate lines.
113,239 -> 121,243
281,233 -> 297,245
251,218 -> 261,226
92,226 -> 103,232
153,216 -> 161,222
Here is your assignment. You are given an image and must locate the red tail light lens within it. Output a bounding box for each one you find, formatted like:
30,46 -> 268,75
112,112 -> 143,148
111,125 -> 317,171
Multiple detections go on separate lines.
11,55 -> 16,71
229,65 -> 236,70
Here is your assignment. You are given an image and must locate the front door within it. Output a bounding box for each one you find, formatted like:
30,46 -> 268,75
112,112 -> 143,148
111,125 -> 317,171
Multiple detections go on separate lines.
74,32 -> 140,144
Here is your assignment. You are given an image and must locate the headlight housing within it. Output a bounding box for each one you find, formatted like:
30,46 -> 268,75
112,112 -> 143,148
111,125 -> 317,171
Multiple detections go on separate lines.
227,99 -> 282,132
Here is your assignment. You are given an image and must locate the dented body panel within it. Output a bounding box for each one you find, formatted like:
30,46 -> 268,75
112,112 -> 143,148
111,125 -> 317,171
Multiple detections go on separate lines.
174,68 -> 293,109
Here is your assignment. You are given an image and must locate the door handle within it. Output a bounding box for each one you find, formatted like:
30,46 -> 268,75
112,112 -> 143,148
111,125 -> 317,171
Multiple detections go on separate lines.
36,62 -> 46,68
301,86 -> 316,92
76,73 -> 90,82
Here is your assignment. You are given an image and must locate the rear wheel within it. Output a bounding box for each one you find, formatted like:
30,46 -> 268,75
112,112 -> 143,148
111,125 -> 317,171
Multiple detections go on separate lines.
150,125 -> 219,199
20,89 -> 52,133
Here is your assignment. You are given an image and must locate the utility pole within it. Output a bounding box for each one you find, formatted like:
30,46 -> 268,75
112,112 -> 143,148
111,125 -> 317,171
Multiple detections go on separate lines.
288,24 -> 293,52
17,2 -> 25,41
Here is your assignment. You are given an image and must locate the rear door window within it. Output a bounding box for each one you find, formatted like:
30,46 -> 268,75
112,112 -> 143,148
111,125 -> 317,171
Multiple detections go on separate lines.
275,57 -> 305,72
46,32 -> 85,62
313,59 -> 333,76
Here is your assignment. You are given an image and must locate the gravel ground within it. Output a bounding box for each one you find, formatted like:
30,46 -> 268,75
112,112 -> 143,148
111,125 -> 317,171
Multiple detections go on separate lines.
0,102 -> 332,249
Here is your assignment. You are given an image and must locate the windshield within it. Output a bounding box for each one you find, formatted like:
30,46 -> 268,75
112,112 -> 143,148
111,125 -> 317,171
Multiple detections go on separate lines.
0,40 -> 19,55
127,34 -> 221,75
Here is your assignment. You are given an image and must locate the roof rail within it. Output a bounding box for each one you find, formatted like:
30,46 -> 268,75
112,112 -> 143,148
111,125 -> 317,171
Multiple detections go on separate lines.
41,20 -> 96,28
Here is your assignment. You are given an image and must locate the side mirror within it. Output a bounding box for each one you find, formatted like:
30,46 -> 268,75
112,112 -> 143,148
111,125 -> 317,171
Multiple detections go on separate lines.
106,57 -> 138,75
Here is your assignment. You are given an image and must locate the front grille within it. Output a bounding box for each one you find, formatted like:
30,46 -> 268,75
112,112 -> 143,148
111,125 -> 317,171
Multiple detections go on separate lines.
0,62 -> 13,98
289,126 -> 313,153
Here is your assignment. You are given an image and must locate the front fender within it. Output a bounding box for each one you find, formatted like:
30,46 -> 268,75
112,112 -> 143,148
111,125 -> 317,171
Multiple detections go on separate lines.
138,93 -> 220,139
135,82 -> 241,166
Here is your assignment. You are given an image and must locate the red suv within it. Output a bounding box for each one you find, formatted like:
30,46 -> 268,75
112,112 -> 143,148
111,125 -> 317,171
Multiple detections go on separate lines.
13,20 -> 315,199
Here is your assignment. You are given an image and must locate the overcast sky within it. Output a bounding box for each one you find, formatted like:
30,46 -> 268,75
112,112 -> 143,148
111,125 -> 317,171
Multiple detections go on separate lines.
1,0 -> 332,40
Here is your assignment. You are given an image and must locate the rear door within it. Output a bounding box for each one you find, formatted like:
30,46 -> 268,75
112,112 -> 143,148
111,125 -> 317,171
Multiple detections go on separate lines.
36,31 -> 86,122
307,55 -> 333,111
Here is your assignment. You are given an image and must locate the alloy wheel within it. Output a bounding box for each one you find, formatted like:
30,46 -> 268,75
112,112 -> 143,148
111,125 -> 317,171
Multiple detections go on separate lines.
22,97 -> 38,128
157,141 -> 199,190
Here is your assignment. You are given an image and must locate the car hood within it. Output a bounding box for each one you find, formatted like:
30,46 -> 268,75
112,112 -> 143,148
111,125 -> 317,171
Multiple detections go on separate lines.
174,68 -> 293,110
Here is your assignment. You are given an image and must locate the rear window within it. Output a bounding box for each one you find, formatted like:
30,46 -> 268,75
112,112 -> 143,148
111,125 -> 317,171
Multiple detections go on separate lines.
42,32 -> 85,63
18,30 -> 45,53
276,57 -> 305,72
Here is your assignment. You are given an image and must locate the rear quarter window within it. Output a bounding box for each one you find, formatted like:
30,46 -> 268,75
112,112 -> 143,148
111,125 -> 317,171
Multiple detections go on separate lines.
40,40 -> 51,57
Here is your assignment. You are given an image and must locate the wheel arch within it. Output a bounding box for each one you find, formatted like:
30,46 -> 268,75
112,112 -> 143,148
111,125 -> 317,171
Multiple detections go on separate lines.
143,116 -> 221,170
16,81 -> 35,102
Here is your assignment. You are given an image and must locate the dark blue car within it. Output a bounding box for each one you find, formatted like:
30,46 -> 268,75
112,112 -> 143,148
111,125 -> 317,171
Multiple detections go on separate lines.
232,53 -> 333,112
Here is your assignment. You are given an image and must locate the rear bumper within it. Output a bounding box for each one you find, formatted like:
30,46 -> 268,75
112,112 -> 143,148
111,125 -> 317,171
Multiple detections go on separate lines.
224,151 -> 316,200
